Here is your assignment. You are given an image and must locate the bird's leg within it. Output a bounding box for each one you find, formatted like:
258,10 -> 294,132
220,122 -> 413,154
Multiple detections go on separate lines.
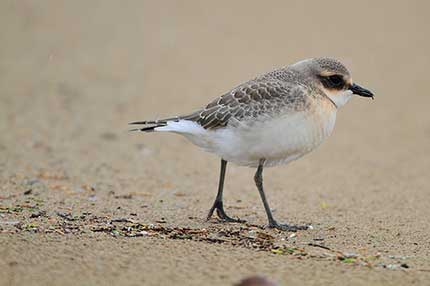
254,159 -> 309,232
207,159 -> 245,223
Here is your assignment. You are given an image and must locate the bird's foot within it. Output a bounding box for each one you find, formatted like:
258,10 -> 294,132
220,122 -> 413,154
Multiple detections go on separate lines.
206,201 -> 245,223
268,221 -> 310,232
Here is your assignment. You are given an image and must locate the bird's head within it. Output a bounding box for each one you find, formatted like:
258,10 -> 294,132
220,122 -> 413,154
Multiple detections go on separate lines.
290,58 -> 374,108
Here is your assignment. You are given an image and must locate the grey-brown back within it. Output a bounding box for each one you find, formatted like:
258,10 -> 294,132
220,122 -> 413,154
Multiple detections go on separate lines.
190,68 -> 318,129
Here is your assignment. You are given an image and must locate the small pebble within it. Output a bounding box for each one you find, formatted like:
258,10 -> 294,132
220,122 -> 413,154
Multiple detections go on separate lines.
23,189 -> 33,195
386,264 -> 399,270
343,252 -> 359,258
30,210 -> 46,218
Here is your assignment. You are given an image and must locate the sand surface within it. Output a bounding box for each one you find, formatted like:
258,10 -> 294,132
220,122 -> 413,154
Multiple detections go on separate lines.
1,1 -> 430,285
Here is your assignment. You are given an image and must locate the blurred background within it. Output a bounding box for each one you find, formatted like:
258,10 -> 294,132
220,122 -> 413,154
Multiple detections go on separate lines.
1,1 -> 429,285
1,0 -> 429,216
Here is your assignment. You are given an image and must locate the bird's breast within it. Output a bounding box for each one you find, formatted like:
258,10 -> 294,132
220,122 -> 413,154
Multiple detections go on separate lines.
210,100 -> 337,167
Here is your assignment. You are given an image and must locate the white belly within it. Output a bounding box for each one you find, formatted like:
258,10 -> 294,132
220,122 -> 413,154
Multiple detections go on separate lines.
157,107 -> 337,167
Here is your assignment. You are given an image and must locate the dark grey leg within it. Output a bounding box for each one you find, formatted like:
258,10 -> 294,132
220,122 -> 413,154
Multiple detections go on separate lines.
254,158 -> 308,231
207,159 -> 245,222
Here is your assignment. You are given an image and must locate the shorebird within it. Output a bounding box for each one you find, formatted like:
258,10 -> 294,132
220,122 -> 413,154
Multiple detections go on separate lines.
130,58 -> 374,231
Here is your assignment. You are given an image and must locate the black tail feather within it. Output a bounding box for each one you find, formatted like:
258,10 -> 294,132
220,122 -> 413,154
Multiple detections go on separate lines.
128,119 -> 169,132
129,125 -> 163,132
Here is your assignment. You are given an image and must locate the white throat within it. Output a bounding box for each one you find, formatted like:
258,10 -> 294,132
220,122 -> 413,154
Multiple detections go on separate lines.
326,90 -> 353,108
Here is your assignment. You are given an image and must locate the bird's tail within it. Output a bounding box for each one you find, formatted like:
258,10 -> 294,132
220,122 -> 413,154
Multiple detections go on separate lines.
129,112 -> 200,132
129,119 -> 171,132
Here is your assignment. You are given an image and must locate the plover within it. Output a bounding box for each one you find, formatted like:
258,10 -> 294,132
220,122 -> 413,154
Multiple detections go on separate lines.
130,58 -> 374,231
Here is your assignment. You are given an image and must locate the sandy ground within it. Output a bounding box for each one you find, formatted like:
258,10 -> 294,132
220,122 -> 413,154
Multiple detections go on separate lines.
1,1 -> 430,285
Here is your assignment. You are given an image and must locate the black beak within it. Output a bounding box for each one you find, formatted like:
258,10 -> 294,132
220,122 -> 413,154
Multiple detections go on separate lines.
349,83 -> 374,99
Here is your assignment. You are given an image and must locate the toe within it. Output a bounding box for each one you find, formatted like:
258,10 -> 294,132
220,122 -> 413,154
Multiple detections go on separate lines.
220,215 -> 245,223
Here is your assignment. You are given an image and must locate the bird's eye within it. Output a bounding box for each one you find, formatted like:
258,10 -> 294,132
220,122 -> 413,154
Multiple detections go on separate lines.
328,75 -> 343,86
319,74 -> 345,89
